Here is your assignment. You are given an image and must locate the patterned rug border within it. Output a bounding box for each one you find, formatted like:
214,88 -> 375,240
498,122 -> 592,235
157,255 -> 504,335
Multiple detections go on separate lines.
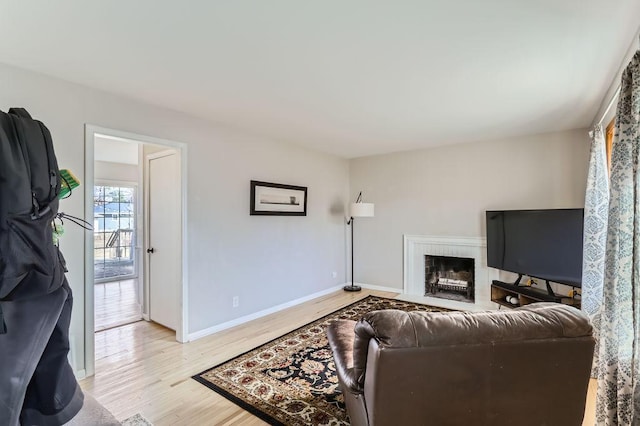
193,372 -> 285,426
191,295 -> 384,426
192,295 -> 444,425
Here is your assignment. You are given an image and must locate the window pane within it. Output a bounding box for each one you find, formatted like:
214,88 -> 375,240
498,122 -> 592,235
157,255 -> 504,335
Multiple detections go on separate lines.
94,185 -> 136,280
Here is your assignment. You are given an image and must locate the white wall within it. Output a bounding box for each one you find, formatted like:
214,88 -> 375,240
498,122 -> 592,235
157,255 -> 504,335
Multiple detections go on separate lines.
349,129 -> 590,289
0,62 -> 349,373
94,160 -> 138,182
95,135 -> 139,165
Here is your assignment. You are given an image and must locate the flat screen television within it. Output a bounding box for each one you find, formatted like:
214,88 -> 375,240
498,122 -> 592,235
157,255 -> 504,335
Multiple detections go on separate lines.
485,209 -> 584,287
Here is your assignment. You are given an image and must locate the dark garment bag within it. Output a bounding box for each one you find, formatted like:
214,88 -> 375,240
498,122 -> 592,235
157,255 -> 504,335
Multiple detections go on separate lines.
0,108 -> 63,304
0,108 -> 82,425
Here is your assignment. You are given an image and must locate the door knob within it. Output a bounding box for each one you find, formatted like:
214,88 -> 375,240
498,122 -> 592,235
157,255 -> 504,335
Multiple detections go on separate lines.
147,248 -> 155,254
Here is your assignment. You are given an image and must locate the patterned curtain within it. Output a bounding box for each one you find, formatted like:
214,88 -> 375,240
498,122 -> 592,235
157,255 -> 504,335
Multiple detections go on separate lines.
596,50 -> 640,425
582,124 -> 609,378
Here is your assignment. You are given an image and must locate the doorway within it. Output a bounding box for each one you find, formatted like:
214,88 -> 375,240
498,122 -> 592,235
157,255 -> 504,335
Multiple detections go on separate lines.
93,182 -> 141,331
84,126 -> 188,378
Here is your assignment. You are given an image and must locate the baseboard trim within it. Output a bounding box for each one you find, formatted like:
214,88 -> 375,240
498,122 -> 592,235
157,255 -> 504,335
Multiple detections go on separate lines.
355,282 -> 403,294
74,369 -> 86,380
188,284 -> 344,341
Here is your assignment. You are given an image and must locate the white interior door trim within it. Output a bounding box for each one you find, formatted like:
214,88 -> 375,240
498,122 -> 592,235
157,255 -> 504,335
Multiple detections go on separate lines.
137,144 -> 146,321
84,125 -> 189,378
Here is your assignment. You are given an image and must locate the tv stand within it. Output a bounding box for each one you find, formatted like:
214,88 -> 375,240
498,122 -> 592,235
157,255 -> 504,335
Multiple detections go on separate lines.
490,280 -> 574,309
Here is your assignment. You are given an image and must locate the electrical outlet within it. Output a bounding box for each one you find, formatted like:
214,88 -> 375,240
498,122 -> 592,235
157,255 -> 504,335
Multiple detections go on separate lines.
232,296 -> 239,308
331,271 -> 337,279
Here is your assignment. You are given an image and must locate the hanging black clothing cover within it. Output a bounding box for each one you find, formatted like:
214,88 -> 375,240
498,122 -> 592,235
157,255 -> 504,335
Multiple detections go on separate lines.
0,108 -> 83,425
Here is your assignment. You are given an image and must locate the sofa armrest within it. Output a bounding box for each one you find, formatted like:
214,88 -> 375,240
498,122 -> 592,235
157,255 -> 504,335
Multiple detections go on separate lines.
327,319 -> 363,394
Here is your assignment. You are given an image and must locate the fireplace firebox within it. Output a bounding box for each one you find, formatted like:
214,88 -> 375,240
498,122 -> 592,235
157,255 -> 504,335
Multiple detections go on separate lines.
424,255 -> 475,303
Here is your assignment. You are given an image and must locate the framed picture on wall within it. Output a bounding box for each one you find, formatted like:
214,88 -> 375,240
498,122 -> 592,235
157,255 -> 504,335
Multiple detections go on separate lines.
250,180 -> 307,216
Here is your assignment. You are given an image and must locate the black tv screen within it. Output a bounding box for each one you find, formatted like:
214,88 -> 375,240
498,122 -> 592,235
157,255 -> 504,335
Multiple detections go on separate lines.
486,209 -> 584,287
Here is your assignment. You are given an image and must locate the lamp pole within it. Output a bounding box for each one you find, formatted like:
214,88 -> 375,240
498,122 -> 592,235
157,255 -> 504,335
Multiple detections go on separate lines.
344,192 -> 372,292
351,216 -> 354,288
345,215 -> 361,292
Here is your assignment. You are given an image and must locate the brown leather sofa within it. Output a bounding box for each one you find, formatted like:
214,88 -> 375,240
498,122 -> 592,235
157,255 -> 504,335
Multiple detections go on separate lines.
327,302 -> 594,426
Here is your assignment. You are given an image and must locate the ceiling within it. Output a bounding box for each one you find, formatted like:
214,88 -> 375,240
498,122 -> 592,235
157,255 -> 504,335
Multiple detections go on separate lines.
0,1 -> 638,158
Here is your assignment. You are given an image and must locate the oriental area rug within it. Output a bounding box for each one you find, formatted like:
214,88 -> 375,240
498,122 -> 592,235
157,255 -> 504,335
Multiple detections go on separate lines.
192,296 -> 448,426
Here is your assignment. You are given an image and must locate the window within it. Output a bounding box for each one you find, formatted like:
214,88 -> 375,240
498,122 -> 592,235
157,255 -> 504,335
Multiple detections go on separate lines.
606,118 -> 615,172
94,185 -> 136,281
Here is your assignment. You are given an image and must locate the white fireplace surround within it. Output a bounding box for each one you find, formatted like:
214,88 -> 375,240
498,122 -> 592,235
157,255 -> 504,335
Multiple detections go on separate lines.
401,235 -> 499,311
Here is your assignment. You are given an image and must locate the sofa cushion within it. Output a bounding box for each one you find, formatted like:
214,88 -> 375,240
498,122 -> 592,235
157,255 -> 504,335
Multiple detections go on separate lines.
356,302 -> 591,350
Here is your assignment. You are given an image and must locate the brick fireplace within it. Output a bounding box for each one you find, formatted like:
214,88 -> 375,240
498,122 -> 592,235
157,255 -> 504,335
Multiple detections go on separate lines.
401,235 -> 498,311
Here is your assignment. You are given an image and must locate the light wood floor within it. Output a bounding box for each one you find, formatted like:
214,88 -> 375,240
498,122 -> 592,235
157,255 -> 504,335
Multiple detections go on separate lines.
82,289 -> 597,425
94,279 -> 143,332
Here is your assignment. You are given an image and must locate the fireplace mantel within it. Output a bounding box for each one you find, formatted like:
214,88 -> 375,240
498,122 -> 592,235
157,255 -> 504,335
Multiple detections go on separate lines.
400,235 -> 498,311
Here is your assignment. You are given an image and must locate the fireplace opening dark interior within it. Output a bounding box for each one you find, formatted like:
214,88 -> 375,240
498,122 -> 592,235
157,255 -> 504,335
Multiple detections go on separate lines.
425,255 -> 475,303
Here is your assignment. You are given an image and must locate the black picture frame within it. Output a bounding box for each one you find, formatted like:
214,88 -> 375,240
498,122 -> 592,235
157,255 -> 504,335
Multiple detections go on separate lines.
250,180 -> 308,216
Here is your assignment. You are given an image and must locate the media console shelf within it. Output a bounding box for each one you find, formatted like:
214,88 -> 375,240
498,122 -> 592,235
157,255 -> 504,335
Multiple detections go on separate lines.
490,280 -> 571,309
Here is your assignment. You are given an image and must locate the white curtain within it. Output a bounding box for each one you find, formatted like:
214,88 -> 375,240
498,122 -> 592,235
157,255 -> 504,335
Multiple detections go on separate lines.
582,124 -> 609,378
596,50 -> 640,425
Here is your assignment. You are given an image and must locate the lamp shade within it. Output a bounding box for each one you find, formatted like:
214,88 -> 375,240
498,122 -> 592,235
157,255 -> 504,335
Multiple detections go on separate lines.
350,202 -> 374,218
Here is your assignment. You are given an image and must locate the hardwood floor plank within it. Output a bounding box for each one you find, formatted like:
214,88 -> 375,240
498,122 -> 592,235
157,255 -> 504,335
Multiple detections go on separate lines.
94,279 -> 143,331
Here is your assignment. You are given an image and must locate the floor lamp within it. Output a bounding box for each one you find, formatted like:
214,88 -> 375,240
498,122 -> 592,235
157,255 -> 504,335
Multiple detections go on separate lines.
345,192 -> 374,292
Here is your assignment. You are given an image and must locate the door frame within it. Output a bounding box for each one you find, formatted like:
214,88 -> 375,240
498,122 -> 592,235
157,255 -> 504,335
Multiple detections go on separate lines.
84,125 -> 189,378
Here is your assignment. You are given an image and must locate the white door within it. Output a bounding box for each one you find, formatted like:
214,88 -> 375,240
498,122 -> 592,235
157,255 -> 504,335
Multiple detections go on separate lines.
147,151 -> 181,330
